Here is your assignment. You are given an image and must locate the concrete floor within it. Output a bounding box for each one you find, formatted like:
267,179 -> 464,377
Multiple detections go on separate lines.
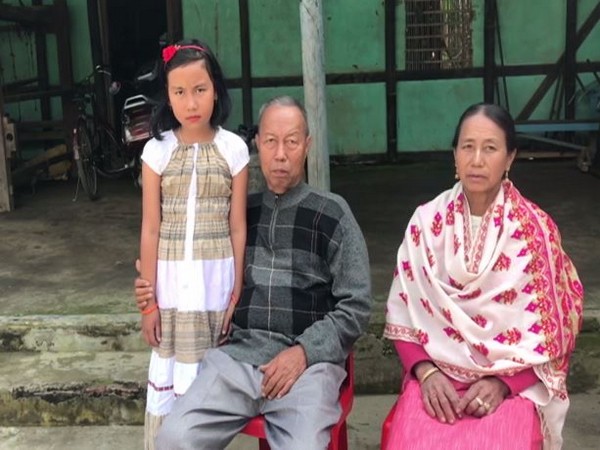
1,157 -> 598,315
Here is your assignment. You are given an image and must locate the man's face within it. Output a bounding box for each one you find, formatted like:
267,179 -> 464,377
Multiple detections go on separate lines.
256,105 -> 311,194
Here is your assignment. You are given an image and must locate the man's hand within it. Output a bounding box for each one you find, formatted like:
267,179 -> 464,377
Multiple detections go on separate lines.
259,345 -> 307,400
134,259 -> 154,311
456,376 -> 509,418
416,362 -> 461,424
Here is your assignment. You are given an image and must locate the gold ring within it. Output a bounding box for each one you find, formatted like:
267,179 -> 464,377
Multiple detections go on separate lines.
483,402 -> 491,411
475,397 -> 484,407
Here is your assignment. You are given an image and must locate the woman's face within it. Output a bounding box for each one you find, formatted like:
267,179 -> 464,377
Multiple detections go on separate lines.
454,112 -> 516,213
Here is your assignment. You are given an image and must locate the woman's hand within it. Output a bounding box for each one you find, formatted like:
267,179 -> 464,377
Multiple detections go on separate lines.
457,376 -> 509,418
141,308 -> 161,347
416,362 -> 461,424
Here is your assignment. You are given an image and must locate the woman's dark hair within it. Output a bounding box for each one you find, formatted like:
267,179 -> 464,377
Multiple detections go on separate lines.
151,38 -> 231,139
451,103 -> 517,153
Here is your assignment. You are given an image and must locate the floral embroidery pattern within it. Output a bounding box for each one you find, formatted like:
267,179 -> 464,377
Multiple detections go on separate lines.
410,225 -> 421,246
456,193 -> 465,214
402,261 -> 414,281
448,276 -> 464,290
457,288 -> 482,300
493,204 -> 504,228
494,327 -> 522,345
492,288 -> 518,305
431,212 -> 443,236
471,314 -> 488,327
472,342 -> 489,357
420,298 -> 434,316
446,201 -> 455,225
426,247 -> 436,268
398,292 -> 408,305
421,266 -> 432,285
492,253 -> 511,271
453,235 -> 461,255
444,327 -> 464,342
416,329 -> 429,345
442,308 -> 453,323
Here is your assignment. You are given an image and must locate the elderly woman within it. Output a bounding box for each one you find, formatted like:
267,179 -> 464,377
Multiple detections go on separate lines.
384,103 -> 583,450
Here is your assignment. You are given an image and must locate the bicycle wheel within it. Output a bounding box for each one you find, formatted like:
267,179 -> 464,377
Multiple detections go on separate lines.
73,121 -> 98,200
96,126 -> 130,178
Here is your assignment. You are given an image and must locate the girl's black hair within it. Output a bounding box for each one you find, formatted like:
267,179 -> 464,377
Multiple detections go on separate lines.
451,102 -> 517,153
150,38 -> 231,140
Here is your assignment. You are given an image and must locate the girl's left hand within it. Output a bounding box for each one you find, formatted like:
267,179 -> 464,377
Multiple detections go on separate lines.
218,293 -> 238,344
457,376 -> 510,418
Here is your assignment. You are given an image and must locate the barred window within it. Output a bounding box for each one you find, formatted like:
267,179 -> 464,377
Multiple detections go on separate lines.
405,0 -> 473,71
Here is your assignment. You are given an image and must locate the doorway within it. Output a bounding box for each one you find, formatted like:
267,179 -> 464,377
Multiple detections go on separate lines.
89,0 -> 182,128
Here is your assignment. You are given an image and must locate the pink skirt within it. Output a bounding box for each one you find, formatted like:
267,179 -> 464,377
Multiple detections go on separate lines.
385,380 -> 543,450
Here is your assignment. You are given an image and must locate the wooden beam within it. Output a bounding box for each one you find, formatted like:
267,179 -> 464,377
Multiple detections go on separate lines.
239,0 -> 253,127
4,86 -> 71,103
33,0 -> 51,121
0,4 -> 52,25
53,0 -> 75,144
564,0 -> 577,119
384,0 -> 398,161
483,0 -> 496,103
517,1 -> 600,120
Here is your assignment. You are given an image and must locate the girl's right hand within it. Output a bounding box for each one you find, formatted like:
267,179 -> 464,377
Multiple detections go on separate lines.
141,308 -> 161,347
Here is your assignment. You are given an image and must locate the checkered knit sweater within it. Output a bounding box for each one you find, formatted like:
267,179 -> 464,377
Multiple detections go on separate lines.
221,182 -> 372,367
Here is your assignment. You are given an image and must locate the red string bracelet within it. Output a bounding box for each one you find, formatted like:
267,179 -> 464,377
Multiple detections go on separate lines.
141,303 -> 159,315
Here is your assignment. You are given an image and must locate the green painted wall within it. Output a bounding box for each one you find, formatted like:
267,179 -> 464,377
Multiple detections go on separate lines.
2,0 -> 599,155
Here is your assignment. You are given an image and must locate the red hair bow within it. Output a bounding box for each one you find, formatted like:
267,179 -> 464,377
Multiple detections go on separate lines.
162,44 -> 205,64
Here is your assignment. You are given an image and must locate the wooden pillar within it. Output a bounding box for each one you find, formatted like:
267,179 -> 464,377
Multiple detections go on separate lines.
300,0 -> 330,191
166,0 -> 183,43
384,0 -> 397,161
483,0 -> 496,103
54,0 -> 75,144
239,0 -> 253,127
32,0 -> 50,121
0,90 -> 14,212
565,0 -> 577,119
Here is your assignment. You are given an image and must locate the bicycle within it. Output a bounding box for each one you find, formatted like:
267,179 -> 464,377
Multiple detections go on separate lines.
71,66 -> 139,200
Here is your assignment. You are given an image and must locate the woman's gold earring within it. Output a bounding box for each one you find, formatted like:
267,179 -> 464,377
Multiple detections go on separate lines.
455,172 -> 460,180
504,169 -> 509,180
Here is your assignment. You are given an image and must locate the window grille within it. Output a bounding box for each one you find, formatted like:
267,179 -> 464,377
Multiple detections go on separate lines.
405,0 -> 473,71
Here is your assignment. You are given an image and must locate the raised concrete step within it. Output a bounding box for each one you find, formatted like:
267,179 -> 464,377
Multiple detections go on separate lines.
0,314 -> 145,353
0,314 -> 597,428
0,351 -> 148,426
1,392 -> 599,450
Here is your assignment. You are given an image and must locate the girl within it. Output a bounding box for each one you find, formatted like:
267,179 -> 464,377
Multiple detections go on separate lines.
138,38 -> 249,448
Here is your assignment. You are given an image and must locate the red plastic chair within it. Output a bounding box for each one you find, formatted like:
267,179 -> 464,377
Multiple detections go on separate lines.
380,400 -> 398,450
240,353 -> 355,450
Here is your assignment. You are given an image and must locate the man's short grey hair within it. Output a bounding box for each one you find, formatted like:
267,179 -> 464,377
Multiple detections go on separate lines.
257,96 -> 310,136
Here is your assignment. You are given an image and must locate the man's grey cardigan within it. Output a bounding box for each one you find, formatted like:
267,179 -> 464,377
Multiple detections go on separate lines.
221,181 -> 372,367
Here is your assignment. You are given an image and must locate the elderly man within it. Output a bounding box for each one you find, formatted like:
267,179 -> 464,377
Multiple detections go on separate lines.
138,96 -> 372,449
